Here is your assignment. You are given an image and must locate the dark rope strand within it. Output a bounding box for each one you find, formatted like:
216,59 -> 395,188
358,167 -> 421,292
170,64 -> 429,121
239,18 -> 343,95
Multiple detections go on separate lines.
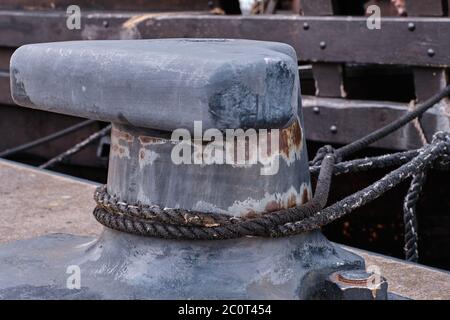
275,135 -> 448,236
335,84 -> 450,160
0,119 -> 96,158
40,125 -> 112,169
403,170 -> 427,262
310,149 -> 418,176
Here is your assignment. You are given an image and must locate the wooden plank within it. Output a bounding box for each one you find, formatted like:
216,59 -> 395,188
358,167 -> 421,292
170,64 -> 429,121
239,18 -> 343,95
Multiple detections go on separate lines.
406,0 -> 446,16
312,63 -> 346,98
301,0 -> 335,15
302,95 -> 450,150
264,0 -> 279,14
413,67 -> 449,101
365,0 -> 401,16
0,71 -> 13,105
134,15 -> 450,67
0,0 -> 217,12
2,12 -> 450,67
0,48 -> 13,71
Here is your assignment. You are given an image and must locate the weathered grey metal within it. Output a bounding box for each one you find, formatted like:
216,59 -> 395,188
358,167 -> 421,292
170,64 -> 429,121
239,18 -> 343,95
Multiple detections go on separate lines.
3,38 -> 367,299
0,230 -> 365,299
10,39 -> 298,133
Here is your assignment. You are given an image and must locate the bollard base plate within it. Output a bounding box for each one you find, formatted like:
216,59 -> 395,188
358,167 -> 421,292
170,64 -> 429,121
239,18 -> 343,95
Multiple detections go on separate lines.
0,229 -> 364,299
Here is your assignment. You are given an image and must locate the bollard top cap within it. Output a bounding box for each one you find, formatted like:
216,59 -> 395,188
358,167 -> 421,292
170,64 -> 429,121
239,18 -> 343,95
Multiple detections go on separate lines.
11,39 -> 299,132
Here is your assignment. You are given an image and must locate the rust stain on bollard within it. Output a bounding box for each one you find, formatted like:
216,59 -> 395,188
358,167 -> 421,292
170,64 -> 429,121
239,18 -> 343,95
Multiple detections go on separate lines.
279,118 -> 303,162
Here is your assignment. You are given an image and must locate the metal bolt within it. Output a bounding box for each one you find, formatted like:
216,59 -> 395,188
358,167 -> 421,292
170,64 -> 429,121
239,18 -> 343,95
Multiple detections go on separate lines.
407,22 -> 415,31
320,41 -> 326,50
330,125 -> 337,134
313,106 -> 320,114
325,270 -> 388,300
102,20 -> 109,28
303,22 -> 310,30
427,48 -> 435,57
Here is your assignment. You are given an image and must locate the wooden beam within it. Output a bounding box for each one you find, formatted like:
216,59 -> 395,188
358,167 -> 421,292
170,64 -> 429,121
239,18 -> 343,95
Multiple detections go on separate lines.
300,0 -> 336,15
264,0 -> 279,14
302,96 -> 450,150
0,0 -> 217,12
0,72 -> 13,105
406,0 -> 446,16
312,63 -> 346,98
1,12 -> 450,67
0,48 -> 13,71
413,67 -> 449,101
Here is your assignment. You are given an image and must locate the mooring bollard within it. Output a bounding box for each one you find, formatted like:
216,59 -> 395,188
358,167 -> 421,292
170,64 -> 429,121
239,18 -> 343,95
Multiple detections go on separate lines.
12,39 -> 311,215
2,39 -> 367,299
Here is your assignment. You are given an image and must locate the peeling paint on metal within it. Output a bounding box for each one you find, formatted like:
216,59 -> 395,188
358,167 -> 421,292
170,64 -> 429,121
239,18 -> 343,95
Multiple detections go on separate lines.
258,117 -> 303,166
138,136 -> 166,146
191,183 -> 311,217
228,183 -> 311,217
138,148 -> 160,169
278,118 -> 303,164
110,127 -> 132,159
112,126 -> 133,143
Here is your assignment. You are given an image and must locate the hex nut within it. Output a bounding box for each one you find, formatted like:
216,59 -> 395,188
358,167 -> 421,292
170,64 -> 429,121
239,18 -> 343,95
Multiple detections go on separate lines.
324,270 -> 388,300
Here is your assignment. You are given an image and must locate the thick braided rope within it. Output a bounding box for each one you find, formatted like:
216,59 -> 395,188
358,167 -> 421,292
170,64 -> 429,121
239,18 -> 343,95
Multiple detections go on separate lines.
93,153 -> 336,240
309,149 -> 419,176
94,185 -> 242,227
274,133 -> 449,236
403,170 -> 427,262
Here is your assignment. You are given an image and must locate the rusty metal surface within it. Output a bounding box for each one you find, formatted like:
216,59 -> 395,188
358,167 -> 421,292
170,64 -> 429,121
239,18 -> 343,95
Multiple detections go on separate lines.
0,159 -> 449,299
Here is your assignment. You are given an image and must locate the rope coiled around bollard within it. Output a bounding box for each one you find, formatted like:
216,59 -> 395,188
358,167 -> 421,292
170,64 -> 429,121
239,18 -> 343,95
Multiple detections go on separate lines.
93,85 -> 450,258
93,153 -> 336,240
